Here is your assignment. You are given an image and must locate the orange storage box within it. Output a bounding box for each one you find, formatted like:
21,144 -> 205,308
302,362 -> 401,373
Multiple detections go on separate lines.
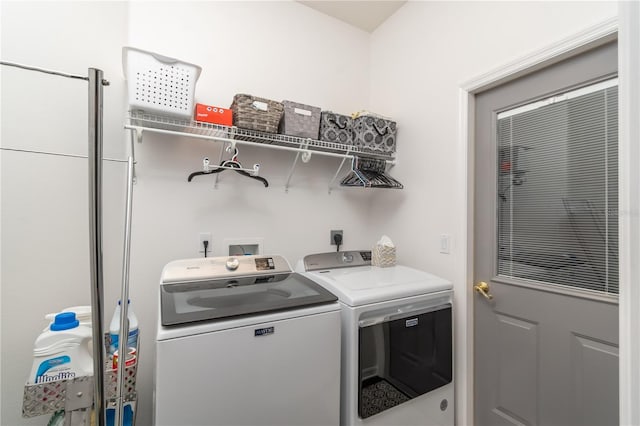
194,103 -> 233,126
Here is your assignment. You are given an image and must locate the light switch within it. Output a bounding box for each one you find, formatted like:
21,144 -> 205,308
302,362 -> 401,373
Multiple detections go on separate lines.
440,234 -> 450,254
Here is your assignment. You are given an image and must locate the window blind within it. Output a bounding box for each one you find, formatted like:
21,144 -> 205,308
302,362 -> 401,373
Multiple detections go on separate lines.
496,78 -> 618,295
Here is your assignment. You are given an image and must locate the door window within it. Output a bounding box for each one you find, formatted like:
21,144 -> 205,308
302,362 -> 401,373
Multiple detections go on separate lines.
497,79 -> 618,294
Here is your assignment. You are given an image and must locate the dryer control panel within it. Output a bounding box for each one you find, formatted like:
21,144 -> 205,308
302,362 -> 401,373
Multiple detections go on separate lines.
303,250 -> 372,271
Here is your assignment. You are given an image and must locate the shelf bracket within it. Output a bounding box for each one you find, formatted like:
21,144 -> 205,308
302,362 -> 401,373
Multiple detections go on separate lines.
213,144 -> 230,189
284,142 -> 311,193
328,155 -> 350,194
134,127 -> 143,144
285,152 -> 302,193
128,130 -> 137,184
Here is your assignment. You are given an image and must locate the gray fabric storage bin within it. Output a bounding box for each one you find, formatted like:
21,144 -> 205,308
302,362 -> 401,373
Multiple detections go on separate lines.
279,100 -> 321,139
231,94 -> 284,134
353,115 -> 397,154
319,111 -> 353,145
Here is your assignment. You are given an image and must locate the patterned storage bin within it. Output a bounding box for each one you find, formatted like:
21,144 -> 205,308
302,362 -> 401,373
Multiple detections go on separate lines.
353,115 -> 397,154
279,100 -> 321,139
231,94 -> 284,134
319,111 -> 353,145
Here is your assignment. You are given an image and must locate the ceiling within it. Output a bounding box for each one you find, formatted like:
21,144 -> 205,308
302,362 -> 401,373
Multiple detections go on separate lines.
297,1 -> 407,33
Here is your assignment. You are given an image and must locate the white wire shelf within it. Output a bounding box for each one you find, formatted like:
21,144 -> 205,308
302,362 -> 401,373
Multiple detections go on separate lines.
124,111 -> 402,192
125,111 -> 396,161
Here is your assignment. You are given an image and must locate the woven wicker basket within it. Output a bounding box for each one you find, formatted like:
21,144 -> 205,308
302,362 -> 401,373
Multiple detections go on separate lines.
372,245 -> 396,268
231,94 -> 284,134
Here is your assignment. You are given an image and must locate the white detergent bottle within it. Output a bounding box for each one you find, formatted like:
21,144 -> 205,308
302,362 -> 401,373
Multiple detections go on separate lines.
45,306 -> 92,331
28,312 -> 93,385
108,299 -> 138,355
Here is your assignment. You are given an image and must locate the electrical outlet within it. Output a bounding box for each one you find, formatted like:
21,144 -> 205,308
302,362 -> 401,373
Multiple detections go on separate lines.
330,230 -> 344,246
199,232 -> 212,256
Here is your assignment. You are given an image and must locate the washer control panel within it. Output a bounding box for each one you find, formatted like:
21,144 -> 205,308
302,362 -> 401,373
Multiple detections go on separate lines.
255,257 -> 276,270
161,255 -> 290,284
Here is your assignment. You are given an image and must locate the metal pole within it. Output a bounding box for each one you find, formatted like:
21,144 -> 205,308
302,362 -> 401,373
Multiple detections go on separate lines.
0,60 -> 89,81
115,156 -> 135,426
88,68 -> 106,426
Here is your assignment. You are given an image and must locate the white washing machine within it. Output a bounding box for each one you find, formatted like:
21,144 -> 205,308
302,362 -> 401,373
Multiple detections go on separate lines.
154,255 -> 341,426
297,251 -> 454,426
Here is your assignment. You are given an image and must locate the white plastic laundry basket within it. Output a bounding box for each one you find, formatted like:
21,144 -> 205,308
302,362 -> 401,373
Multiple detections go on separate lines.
123,47 -> 202,119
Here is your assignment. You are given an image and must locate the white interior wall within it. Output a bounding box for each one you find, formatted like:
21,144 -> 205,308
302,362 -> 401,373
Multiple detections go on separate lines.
0,2 -> 129,425
126,2 -> 374,425
1,1 -> 378,424
368,2 -> 617,424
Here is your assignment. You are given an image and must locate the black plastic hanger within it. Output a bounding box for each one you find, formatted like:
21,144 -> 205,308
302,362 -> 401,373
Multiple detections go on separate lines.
187,149 -> 269,187
187,162 -> 268,187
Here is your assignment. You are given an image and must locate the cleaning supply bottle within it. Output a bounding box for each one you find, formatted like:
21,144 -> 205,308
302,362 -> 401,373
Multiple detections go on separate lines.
28,312 -> 93,384
45,306 -> 92,331
108,299 -> 138,355
43,306 -> 94,357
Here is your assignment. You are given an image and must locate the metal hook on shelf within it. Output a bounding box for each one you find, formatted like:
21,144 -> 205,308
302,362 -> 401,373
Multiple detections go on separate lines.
386,158 -> 397,169
301,140 -> 313,163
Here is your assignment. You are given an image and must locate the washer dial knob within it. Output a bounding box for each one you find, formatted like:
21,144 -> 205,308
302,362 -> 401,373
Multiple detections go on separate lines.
226,257 -> 240,271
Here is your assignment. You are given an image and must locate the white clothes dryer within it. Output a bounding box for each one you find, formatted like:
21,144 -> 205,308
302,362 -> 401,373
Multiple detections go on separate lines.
154,255 -> 341,426
297,251 -> 454,426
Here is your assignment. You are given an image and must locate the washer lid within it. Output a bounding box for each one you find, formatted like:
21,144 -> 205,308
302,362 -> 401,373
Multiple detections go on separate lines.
304,265 -> 452,306
161,272 -> 338,326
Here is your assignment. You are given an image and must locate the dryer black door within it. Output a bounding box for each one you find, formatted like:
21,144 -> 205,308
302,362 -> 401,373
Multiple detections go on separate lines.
358,304 -> 452,419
